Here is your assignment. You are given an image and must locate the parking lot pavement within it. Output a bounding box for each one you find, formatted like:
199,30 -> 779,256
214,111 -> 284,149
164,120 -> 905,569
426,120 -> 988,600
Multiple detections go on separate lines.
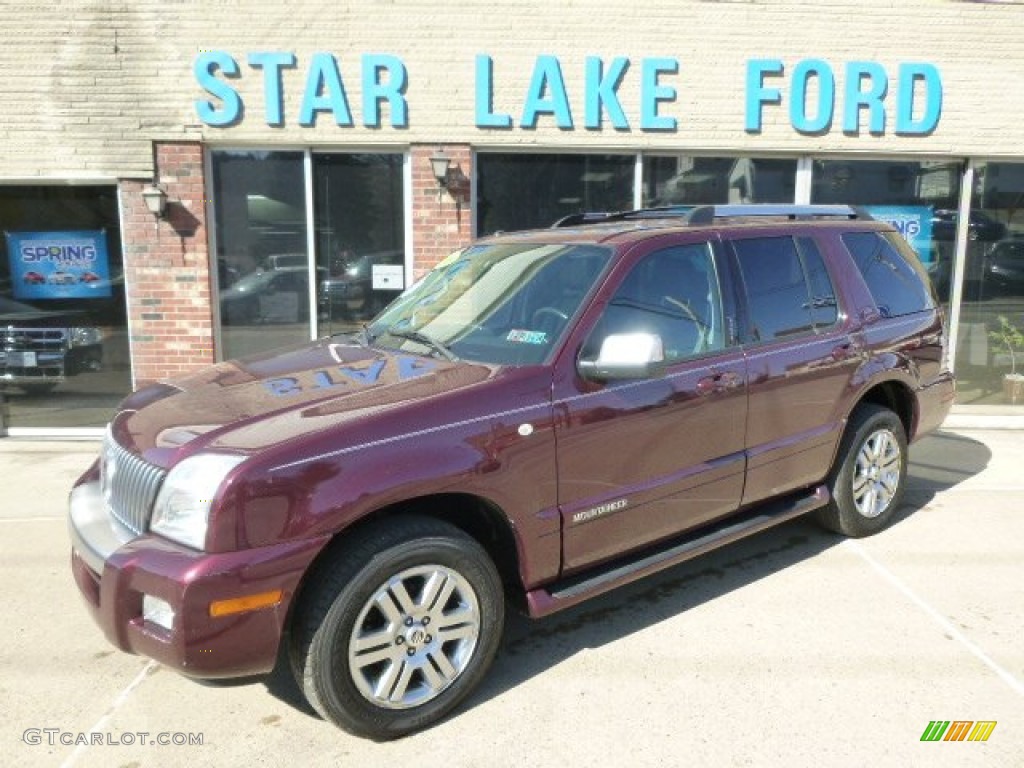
2,430 -> 1022,768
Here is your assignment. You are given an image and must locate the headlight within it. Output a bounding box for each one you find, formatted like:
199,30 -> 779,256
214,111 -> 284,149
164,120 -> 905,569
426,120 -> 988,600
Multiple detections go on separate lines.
150,454 -> 246,549
70,327 -> 103,347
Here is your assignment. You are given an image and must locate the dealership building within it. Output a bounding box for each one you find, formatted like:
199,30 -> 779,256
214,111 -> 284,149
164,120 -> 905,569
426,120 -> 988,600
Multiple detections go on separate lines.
2,0 -> 1023,434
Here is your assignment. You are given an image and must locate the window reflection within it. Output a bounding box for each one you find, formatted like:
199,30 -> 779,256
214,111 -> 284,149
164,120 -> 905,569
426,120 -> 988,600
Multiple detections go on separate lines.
314,154 -> 405,335
955,161 -> 1024,404
476,153 -> 634,235
0,185 -> 129,428
212,151 -> 309,361
643,156 -> 796,206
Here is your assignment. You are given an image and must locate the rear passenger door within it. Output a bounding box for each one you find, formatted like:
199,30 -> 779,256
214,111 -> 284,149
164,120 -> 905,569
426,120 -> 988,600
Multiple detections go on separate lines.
555,237 -> 748,572
728,234 -> 860,505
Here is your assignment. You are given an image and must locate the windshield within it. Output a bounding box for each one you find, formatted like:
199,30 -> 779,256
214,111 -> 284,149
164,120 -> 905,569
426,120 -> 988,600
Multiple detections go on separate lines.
367,242 -> 613,365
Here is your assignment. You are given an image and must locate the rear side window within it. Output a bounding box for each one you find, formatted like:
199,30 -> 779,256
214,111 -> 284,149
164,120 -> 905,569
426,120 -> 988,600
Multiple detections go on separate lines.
731,236 -> 838,343
841,231 -> 935,317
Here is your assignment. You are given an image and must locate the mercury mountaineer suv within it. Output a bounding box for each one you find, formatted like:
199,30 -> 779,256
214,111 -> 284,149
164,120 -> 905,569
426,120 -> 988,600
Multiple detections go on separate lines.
68,205 -> 954,740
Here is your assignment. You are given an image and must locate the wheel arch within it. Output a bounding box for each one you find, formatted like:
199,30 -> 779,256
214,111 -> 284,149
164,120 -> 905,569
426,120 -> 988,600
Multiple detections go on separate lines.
854,378 -> 916,440
286,493 -> 524,633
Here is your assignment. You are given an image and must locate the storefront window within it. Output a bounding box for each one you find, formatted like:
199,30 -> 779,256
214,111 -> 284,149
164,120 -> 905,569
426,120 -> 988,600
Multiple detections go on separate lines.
476,153 -> 634,235
0,185 -> 129,430
953,161 -> 1024,405
314,154 -> 405,335
211,151 -> 309,361
811,159 -> 962,305
642,156 -> 797,206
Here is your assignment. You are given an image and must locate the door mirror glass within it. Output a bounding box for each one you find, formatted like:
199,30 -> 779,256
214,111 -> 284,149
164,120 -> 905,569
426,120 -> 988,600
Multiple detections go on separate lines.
578,333 -> 667,381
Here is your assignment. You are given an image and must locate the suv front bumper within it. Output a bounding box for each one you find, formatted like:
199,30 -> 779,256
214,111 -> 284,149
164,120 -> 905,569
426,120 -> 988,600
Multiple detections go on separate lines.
68,480 -> 329,678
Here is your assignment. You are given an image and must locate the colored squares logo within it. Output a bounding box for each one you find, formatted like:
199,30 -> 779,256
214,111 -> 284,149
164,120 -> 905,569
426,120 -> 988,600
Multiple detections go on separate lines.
920,720 -> 997,742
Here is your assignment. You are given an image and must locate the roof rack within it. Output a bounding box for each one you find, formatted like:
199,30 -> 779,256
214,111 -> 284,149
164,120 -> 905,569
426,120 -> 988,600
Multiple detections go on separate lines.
551,204 -> 873,228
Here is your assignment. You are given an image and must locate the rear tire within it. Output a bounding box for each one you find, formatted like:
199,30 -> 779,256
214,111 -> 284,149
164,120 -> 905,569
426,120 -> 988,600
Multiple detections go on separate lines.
291,515 -> 504,740
816,404 -> 908,538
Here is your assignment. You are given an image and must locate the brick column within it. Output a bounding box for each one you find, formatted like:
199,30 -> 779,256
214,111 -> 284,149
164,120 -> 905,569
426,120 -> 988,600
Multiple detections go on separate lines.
411,144 -> 473,279
121,142 -> 215,389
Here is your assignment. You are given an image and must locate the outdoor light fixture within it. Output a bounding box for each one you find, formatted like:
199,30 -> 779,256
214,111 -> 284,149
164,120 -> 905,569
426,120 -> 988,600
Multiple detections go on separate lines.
429,148 -> 452,200
141,184 -> 168,218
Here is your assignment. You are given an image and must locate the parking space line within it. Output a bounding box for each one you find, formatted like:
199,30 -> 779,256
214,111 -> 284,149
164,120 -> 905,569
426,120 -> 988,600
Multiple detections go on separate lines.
0,517 -> 64,522
58,660 -> 158,768
844,539 -> 1024,697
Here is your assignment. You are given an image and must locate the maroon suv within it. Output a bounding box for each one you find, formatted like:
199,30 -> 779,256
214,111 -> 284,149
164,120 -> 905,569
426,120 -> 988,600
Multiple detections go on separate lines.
68,205 -> 954,739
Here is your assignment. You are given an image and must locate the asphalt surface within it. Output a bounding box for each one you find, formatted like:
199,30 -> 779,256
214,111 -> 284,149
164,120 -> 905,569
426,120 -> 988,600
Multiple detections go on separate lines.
2,429 -> 1022,767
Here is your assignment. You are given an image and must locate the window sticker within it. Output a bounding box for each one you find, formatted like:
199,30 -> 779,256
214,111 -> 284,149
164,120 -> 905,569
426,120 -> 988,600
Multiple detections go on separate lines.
507,329 -> 548,345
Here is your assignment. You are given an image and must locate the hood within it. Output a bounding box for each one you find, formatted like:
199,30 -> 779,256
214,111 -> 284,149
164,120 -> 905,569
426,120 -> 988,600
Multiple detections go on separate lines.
117,338 -> 497,463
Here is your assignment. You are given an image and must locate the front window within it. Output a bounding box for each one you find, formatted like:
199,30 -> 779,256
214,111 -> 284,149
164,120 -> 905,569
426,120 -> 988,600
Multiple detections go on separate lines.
476,153 -> 634,235
368,242 -> 613,365
642,156 -> 797,206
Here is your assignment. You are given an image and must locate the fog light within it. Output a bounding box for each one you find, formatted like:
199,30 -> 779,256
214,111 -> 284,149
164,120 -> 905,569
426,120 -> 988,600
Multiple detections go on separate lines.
143,595 -> 175,631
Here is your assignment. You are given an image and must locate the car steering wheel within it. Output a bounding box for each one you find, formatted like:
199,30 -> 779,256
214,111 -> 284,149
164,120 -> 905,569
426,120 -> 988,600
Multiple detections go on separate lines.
531,306 -> 569,333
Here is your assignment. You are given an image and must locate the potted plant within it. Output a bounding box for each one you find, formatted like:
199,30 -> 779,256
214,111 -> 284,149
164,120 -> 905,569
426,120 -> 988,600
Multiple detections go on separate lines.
989,315 -> 1024,404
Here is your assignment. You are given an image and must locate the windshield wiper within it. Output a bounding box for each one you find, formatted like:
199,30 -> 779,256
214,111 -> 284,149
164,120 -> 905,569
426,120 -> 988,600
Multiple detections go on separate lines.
384,328 -> 459,362
329,325 -> 370,347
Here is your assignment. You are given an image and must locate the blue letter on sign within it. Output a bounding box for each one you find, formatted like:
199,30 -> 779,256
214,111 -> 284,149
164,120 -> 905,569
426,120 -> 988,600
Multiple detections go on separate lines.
194,51 -> 242,127
640,58 -> 678,131
896,62 -> 942,135
299,53 -> 353,127
475,55 -> 512,129
584,56 -> 630,130
745,58 -> 784,132
843,61 -> 888,135
521,56 -> 573,129
247,52 -> 296,127
790,59 -> 834,134
362,54 -> 409,128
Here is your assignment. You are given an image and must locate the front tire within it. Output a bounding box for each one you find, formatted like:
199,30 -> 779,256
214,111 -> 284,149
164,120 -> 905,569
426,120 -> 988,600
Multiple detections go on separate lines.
816,404 -> 908,537
291,516 -> 504,740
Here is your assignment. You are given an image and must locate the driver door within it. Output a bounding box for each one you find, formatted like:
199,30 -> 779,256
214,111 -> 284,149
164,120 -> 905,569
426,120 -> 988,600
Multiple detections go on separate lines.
553,237 -> 748,572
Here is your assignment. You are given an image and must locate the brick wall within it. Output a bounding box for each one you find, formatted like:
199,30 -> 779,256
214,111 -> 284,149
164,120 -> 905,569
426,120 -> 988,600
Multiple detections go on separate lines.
121,142 -> 214,388
411,144 -> 473,279
123,141 -> 473,384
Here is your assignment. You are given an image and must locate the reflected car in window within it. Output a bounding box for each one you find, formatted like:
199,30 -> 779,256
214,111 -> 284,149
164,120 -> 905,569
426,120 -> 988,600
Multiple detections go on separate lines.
0,297 -> 103,394
220,266 -> 325,325
931,209 -> 1007,242
318,249 -> 405,320
985,238 -> 1024,292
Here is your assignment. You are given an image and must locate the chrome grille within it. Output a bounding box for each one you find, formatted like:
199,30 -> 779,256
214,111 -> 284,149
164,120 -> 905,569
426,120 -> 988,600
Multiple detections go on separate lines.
100,432 -> 167,535
2,327 -> 69,350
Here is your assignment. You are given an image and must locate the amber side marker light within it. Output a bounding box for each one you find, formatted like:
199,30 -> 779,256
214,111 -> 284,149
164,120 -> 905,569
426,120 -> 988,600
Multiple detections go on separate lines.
209,589 -> 284,618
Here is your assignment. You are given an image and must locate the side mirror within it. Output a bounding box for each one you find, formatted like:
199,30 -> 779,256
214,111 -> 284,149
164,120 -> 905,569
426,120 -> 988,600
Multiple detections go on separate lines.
578,333 -> 667,382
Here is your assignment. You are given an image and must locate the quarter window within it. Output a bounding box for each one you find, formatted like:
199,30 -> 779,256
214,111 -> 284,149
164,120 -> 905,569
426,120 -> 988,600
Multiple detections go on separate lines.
842,231 -> 935,318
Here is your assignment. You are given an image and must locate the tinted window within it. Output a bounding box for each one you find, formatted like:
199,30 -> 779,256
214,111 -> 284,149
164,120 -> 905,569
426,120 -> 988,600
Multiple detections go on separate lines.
587,243 -> 725,363
842,231 -> 935,317
733,237 -> 821,341
476,153 -> 634,235
797,237 -> 839,328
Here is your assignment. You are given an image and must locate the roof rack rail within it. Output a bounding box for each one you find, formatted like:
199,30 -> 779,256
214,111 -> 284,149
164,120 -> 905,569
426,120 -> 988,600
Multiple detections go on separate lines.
551,204 -> 872,228
550,206 -> 692,228
686,204 -> 872,223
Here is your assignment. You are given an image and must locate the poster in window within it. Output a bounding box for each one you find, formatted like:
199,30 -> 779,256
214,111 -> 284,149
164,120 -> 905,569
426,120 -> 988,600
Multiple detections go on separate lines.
864,206 -> 934,265
5,230 -> 112,299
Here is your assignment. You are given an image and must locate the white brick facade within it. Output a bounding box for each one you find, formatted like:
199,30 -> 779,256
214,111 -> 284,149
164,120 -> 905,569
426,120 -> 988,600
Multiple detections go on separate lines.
2,0 -> 1023,179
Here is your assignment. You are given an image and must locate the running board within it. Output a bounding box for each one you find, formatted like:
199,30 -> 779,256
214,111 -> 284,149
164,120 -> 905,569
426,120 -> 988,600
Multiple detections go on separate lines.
525,485 -> 829,618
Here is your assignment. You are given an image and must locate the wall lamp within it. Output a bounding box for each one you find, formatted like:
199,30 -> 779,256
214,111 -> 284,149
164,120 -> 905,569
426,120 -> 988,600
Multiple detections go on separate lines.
429,148 -> 452,200
141,184 -> 168,219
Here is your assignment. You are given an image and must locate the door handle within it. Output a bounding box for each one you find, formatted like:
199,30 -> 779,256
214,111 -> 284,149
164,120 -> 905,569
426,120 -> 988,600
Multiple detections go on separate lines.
696,371 -> 743,395
831,341 -> 864,361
